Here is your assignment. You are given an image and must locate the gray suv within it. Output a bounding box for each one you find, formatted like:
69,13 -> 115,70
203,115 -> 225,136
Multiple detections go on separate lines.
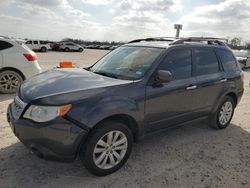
7,37 -> 244,176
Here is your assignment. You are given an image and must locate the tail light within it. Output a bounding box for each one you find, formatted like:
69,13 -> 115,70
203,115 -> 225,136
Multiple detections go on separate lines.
240,71 -> 244,81
23,52 -> 37,61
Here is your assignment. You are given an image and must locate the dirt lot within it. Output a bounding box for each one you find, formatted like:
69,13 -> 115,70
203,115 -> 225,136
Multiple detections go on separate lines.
0,50 -> 250,188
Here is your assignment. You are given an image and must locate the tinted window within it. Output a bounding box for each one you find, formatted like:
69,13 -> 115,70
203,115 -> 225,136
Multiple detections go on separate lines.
216,49 -> 237,72
25,40 -> 32,44
33,41 -> 38,44
0,41 -> 13,51
158,49 -> 192,80
194,48 -> 219,75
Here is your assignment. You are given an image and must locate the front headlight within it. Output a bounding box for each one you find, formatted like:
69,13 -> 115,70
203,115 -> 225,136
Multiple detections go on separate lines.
23,104 -> 72,123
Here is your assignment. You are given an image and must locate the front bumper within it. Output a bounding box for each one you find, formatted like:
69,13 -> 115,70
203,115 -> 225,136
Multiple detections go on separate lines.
7,104 -> 88,162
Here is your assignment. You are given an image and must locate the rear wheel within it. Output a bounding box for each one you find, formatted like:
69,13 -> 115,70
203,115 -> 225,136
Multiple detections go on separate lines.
209,96 -> 235,129
0,70 -> 24,94
79,48 -> 83,52
79,121 -> 133,176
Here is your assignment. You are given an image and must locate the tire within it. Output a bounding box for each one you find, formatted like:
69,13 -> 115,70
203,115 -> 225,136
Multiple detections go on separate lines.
79,48 -> 83,52
209,96 -> 235,129
79,121 -> 133,176
0,70 -> 24,94
41,47 -> 47,52
65,48 -> 70,52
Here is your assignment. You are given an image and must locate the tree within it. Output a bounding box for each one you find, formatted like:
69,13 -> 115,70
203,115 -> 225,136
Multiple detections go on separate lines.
230,37 -> 241,47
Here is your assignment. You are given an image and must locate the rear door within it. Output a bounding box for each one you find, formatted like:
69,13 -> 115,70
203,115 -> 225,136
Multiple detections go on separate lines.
72,43 -> 78,50
145,48 -> 197,132
192,47 -> 226,117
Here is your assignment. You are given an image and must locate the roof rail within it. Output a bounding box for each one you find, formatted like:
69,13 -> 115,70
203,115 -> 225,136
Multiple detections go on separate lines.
128,37 -> 177,43
170,37 -> 228,46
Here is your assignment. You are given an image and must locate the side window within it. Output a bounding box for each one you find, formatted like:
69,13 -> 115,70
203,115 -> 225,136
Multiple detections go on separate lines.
0,41 -> 13,51
40,41 -> 46,44
33,41 -> 38,44
25,40 -> 32,44
216,49 -> 237,72
194,48 -> 219,75
158,48 -> 192,80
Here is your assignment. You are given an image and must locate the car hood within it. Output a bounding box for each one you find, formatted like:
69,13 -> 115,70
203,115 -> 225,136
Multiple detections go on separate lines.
20,68 -> 133,103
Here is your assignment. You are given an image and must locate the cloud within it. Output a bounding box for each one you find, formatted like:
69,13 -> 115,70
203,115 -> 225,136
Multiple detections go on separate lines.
20,0 -> 62,7
81,0 -> 114,5
2,0 -> 250,42
179,0 -> 250,40
107,0 -> 177,41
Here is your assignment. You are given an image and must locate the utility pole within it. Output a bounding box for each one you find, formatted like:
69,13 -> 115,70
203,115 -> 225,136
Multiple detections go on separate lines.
174,24 -> 183,38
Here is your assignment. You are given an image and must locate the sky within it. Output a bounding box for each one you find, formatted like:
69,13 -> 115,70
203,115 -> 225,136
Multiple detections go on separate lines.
0,0 -> 249,42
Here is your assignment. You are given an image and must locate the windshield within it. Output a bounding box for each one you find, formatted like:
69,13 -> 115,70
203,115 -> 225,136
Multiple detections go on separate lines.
91,46 -> 164,80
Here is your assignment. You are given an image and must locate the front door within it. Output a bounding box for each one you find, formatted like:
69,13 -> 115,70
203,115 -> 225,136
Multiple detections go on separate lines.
145,48 -> 197,133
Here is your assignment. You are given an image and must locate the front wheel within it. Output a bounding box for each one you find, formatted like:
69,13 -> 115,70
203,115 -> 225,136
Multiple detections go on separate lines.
41,47 -> 47,52
79,121 -> 133,176
79,48 -> 83,52
209,96 -> 235,129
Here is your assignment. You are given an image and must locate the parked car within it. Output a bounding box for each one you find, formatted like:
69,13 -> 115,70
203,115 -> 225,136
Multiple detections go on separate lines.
7,37 -> 244,176
0,37 -> 42,93
232,49 -> 250,69
25,40 -> 51,52
50,42 -> 61,51
59,42 -> 84,52
109,45 -> 119,50
99,45 -> 111,50
86,44 -> 100,49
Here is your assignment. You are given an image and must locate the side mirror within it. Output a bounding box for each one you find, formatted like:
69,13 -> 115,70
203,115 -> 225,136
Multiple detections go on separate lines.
155,70 -> 172,83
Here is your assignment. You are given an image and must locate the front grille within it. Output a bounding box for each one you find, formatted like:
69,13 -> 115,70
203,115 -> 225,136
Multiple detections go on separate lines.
11,96 -> 27,120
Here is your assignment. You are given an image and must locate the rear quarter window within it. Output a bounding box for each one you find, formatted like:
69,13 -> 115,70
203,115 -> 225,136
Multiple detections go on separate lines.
0,41 -> 13,51
40,41 -> 49,44
216,49 -> 238,72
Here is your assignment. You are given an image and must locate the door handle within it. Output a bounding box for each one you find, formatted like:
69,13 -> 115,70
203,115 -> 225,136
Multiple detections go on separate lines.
186,85 -> 197,90
220,78 -> 227,83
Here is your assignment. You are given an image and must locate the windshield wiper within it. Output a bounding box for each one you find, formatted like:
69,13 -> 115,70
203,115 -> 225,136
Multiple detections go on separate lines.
93,71 -> 119,79
83,67 -> 92,71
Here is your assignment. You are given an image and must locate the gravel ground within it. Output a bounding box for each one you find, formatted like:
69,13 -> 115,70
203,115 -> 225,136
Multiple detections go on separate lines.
0,50 -> 250,188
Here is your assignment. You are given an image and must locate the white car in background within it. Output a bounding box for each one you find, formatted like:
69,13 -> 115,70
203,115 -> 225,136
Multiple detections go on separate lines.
25,40 -> 51,52
232,49 -> 250,69
59,42 -> 84,52
0,37 -> 42,93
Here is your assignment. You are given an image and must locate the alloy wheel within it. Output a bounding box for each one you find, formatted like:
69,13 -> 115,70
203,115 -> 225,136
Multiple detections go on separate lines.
0,71 -> 22,93
93,130 -> 128,170
219,101 -> 233,126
